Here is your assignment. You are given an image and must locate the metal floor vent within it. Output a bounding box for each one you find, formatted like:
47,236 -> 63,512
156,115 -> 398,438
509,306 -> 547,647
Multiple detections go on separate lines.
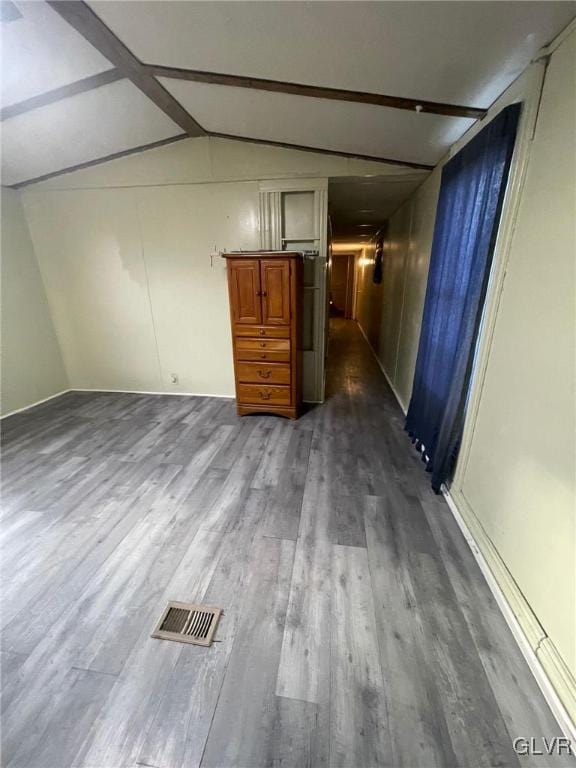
151,601 -> 222,647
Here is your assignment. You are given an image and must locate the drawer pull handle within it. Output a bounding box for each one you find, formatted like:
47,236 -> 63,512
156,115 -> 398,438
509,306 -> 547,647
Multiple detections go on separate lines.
258,370 -> 271,379
260,342 -> 266,348
259,354 -> 267,359
259,329 -> 265,335
260,390 -> 271,400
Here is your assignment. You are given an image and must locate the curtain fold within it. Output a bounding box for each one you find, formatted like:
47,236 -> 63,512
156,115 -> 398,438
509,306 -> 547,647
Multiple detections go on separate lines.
405,102 -> 521,492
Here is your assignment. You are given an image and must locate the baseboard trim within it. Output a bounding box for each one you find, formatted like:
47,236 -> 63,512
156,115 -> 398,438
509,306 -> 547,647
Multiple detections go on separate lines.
537,638 -> 576,736
0,389 -> 72,419
73,388 -> 325,406
356,321 -> 408,415
357,318 -> 576,735
1,388 -> 235,419
71,388 -> 234,399
1,386 -> 317,418
357,308 -> 576,732
443,486 -> 576,741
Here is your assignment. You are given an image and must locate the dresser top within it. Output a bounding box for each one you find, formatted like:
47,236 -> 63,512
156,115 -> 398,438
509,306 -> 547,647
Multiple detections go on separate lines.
222,250 -> 302,259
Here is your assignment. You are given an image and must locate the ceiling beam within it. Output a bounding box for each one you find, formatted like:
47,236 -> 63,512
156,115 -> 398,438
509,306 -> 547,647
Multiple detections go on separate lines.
146,64 -> 486,121
10,131 -> 431,189
46,1 -> 205,137
9,134 -> 189,190
209,133 -> 434,171
1,68 -> 123,121
10,0 -> 436,185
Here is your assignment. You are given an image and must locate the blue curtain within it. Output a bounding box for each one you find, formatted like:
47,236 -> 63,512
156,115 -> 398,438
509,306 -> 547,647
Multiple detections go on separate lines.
405,103 -> 521,492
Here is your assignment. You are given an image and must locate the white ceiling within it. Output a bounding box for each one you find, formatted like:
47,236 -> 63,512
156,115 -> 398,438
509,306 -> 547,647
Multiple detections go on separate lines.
1,80 -> 181,186
1,1 -> 575,186
160,79 -> 474,166
1,0 -> 112,107
90,1 -> 575,107
329,176 -> 423,242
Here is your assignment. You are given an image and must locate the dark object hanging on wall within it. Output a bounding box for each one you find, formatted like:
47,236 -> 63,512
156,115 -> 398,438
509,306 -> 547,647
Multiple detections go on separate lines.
372,238 -> 383,284
405,102 -> 521,493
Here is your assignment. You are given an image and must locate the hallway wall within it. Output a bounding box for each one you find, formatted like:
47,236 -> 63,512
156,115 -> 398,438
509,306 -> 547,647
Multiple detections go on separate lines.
354,243 -> 380,350
355,27 -> 576,721
355,168 -> 440,411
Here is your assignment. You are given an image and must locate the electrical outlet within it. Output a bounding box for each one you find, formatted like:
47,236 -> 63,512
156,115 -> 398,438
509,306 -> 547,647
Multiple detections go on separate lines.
170,373 -> 179,384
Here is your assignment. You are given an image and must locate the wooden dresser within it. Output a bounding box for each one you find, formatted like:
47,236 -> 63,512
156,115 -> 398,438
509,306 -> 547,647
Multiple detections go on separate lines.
222,251 -> 303,419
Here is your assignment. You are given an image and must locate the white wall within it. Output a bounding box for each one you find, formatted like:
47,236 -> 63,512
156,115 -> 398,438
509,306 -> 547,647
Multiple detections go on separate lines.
354,243 -> 379,349
355,168 -> 440,411
30,135 -> 422,191
23,182 -> 260,396
21,137 -> 413,397
355,28 -> 576,719
458,28 -> 576,684
137,182 -> 259,395
0,189 -> 68,416
393,171 -> 442,406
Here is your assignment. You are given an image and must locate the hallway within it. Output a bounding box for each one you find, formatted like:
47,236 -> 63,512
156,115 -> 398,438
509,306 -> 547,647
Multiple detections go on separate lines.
0,319 -> 569,767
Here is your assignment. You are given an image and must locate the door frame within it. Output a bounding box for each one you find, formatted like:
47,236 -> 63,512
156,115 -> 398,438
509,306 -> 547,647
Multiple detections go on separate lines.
258,178 -> 328,403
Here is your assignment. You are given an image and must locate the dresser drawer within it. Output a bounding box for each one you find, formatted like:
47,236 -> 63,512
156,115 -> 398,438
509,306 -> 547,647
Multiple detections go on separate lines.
237,384 -> 291,406
234,324 -> 290,339
236,349 -> 290,363
235,338 -> 290,352
236,361 -> 290,385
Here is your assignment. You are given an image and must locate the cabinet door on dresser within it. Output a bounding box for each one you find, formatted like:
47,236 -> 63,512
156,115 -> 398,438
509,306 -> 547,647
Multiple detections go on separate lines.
260,259 -> 291,325
228,259 -> 262,324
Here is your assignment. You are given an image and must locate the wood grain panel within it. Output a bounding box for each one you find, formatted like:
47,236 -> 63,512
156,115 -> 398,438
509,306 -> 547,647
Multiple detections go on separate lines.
261,259 -> 291,325
228,260 -> 261,324
235,349 -> 290,363
237,383 -> 291,406
224,251 -> 302,418
235,338 -> 290,352
236,362 -> 291,385
330,544 -> 389,767
233,324 -> 290,338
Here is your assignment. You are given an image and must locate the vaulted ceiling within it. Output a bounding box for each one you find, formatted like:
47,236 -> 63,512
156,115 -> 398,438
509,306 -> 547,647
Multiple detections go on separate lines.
2,0 -> 574,188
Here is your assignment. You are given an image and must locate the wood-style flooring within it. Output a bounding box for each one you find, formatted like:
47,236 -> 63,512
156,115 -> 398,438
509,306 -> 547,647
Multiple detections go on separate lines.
1,318 -> 572,768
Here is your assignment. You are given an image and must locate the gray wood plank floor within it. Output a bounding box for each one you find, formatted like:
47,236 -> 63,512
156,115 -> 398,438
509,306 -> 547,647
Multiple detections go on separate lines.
1,318 -> 572,768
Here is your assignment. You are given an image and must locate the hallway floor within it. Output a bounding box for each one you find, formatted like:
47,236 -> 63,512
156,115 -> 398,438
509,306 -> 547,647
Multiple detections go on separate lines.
1,318 -> 570,767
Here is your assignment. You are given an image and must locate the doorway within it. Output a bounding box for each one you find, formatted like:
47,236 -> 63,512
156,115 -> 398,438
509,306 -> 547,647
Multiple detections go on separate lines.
329,253 -> 356,319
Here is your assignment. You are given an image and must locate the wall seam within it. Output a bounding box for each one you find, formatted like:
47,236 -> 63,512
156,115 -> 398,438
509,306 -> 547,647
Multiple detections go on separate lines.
133,191 -> 165,391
